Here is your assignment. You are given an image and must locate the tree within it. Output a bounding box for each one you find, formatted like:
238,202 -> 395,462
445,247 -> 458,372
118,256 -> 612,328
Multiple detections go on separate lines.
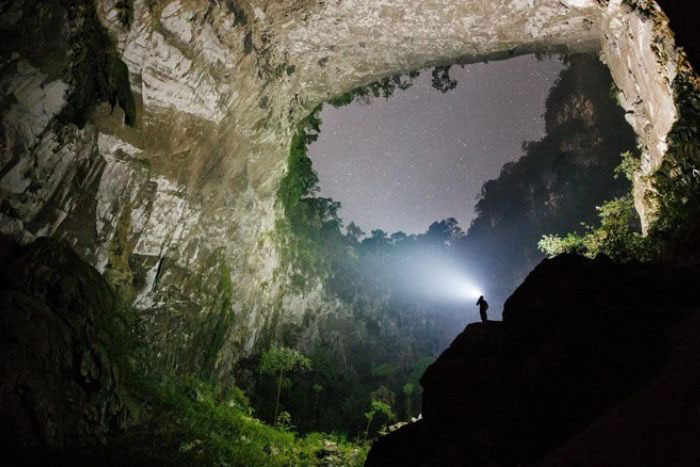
363,386 -> 396,439
364,400 -> 395,440
402,383 -> 415,420
346,222 -> 365,243
362,229 -> 389,250
312,383 -> 324,424
258,345 -> 312,424
424,217 -> 464,246
432,66 -> 458,93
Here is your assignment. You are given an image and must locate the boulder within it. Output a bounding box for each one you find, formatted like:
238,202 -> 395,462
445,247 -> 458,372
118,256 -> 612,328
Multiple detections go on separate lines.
0,236 -> 129,465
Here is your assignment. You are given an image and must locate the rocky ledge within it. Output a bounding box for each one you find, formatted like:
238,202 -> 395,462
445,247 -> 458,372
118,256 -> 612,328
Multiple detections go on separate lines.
366,254 -> 700,466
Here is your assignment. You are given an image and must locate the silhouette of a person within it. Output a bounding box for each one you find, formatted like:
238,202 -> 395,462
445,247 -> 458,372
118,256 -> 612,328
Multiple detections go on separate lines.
476,295 -> 488,322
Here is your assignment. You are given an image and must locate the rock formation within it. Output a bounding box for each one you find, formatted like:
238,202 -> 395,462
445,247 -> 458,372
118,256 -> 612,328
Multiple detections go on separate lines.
366,253 -> 700,466
0,236 -> 129,464
0,0 -> 697,381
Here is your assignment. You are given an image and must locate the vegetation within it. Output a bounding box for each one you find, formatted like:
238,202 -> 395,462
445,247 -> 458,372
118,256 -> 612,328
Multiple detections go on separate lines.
82,282 -> 369,466
276,107 -> 341,284
644,72 -> 700,257
536,55 -> 700,264
363,400 -> 395,441
538,94 -> 700,264
431,66 -> 458,93
538,194 -> 651,260
258,346 -> 312,425
271,101 -> 468,440
89,376 -> 368,467
538,151 -> 652,260
402,383 -> 416,420
328,72 -> 420,107
328,65 -> 461,108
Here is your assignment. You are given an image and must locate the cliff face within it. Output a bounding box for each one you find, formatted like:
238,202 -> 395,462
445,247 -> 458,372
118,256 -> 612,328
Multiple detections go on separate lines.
0,0 -> 697,379
366,254 -> 700,466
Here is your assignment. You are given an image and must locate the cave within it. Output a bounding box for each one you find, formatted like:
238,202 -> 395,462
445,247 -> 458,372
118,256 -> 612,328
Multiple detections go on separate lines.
1,0 -> 699,465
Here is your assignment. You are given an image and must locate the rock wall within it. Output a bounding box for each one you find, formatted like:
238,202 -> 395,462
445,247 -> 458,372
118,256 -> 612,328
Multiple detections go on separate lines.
0,0 -> 696,380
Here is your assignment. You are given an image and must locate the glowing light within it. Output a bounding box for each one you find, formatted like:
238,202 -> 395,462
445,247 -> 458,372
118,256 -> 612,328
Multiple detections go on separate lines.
458,282 -> 484,301
391,250 -> 483,303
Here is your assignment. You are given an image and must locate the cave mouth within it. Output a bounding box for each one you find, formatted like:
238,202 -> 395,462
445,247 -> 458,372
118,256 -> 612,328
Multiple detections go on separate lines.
285,52 -> 640,319
264,50 -> 641,436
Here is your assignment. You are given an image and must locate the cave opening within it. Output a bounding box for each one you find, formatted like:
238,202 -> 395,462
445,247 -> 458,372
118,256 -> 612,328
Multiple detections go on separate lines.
288,52 -> 639,315
263,51 -> 641,437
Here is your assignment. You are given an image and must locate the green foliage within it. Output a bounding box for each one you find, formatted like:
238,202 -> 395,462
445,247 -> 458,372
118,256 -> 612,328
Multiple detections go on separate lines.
90,376 -> 368,466
431,66 -> 458,93
276,107 -> 344,286
328,72 -> 420,107
643,73 -> 700,255
467,54 -> 639,306
538,195 -> 650,261
327,66 -> 461,108
363,397 -> 396,440
78,258 -> 368,465
259,346 -> 312,424
370,363 -> 397,379
91,298 -> 367,465
259,346 -> 312,375
369,386 -> 396,407
402,383 -> 415,420
60,1 -> 136,128
366,400 -> 395,422
270,72 -> 475,441
614,151 -> 641,181
272,108 -> 453,433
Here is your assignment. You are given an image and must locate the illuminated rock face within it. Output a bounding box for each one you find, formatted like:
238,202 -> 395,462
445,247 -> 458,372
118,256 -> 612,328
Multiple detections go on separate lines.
0,0 -> 696,378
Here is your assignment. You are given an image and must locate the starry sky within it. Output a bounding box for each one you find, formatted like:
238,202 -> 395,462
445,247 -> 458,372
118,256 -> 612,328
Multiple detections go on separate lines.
308,55 -> 566,234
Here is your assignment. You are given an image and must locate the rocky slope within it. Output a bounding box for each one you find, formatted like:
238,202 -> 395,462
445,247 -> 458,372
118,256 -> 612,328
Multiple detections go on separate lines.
0,0 -> 697,382
0,235 -> 130,465
366,253 -> 700,466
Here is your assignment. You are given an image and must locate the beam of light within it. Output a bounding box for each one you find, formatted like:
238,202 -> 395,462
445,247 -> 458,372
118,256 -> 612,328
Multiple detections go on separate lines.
454,281 -> 484,301
428,271 -> 483,302
394,250 -> 483,303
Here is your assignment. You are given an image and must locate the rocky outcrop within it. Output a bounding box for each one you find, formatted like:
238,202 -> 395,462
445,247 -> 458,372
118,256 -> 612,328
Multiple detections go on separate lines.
0,0 -> 697,380
366,254 -> 700,466
0,236 -> 129,464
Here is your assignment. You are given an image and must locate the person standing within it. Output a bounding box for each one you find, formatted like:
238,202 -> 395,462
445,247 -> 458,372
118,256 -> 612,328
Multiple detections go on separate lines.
476,295 -> 489,322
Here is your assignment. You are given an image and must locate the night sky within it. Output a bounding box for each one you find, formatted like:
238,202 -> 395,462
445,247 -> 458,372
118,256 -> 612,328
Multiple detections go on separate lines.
308,55 -> 566,234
